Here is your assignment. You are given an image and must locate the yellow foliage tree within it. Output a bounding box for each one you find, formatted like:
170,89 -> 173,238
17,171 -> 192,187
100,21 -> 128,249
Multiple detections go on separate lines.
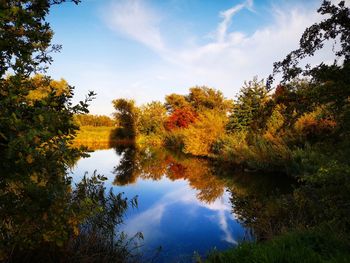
26,74 -> 70,101
182,110 -> 228,156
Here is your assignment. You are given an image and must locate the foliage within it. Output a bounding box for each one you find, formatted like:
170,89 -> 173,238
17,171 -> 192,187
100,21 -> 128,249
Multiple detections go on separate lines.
4,172 -> 141,262
111,99 -> 139,140
269,0 -> 350,135
138,101 -> 167,135
165,93 -> 190,113
0,0 -> 80,77
187,86 -> 233,113
0,70 -> 96,263
269,0 -> 350,85
182,111 -> 228,156
67,172 -> 141,263
294,107 -> 336,142
0,1 -> 138,262
25,74 -> 70,101
164,129 -> 186,151
136,134 -> 164,148
227,77 -> 270,132
165,106 -> 198,130
212,131 -> 249,164
164,86 -> 232,114
74,114 -> 115,127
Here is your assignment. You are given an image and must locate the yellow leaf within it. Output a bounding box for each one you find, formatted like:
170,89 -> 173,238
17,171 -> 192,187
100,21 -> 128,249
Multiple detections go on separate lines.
26,155 -> 33,164
73,226 -> 79,236
38,181 -> 46,187
30,174 -> 38,183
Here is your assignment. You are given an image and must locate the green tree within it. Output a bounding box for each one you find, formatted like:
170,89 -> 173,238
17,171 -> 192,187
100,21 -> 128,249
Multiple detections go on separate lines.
0,0 -> 80,77
112,99 -> 139,140
227,77 -> 269,132
138,101 -> 167,135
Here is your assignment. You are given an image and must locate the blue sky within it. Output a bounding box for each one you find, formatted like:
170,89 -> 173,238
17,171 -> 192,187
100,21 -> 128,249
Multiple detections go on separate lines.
47,0 -> 328,116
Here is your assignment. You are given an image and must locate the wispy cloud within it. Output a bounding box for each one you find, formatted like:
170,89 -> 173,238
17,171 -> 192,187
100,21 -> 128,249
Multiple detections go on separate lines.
217,0 -> 253,42
121,183 -> 237,245
89,0 -> 331,114
104,0 -> 165,52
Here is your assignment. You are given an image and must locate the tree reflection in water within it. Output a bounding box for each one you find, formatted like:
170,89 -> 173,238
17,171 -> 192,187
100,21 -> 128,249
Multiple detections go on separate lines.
227,172 -> 297,241
112,146 -> 227,204
111,145 -> 297,242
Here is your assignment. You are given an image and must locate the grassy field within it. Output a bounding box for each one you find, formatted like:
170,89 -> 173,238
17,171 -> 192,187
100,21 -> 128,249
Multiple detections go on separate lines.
73,126 -> 115,150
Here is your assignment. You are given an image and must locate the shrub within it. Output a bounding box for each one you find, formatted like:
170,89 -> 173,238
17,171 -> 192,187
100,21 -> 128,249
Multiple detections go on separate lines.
212,131 -> 249,164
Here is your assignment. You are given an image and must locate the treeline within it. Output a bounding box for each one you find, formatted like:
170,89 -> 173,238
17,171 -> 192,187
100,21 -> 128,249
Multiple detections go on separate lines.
112,77 -> 339,170
111,86 -> 232,148
74,114 -> 115,127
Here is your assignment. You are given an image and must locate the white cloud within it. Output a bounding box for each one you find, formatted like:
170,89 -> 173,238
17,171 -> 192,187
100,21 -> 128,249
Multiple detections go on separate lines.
121,184 -> 237,245
104,0 -> 165,52
94,0 -> 334,113
217,0 -> 254,43
218,209 -> 237,245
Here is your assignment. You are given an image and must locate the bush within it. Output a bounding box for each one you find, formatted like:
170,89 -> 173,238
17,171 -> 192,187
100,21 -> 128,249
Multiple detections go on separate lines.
212,131 -> 249,164
164,130 -> 186,151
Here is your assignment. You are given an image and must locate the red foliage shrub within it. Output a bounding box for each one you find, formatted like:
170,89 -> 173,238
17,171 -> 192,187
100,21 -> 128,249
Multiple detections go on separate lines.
165,107 -> 198,130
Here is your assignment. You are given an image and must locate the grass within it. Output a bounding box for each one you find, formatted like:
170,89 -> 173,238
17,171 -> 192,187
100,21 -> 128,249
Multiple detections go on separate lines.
73,126 -> 115,150
201,227 -> 350,263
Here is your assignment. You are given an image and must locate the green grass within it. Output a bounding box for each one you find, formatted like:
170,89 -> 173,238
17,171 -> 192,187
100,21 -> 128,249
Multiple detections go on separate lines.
202,228 -> 350,263
73,126 -> 115,150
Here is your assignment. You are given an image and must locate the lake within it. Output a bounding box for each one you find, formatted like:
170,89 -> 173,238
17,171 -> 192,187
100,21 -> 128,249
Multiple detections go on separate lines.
71,146 -> 291,262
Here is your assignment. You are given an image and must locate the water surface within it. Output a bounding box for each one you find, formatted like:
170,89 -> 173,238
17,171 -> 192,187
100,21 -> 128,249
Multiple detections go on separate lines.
71,147 -> 289,262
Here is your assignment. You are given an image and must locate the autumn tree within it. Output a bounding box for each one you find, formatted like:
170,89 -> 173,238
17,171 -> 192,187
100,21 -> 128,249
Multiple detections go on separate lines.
138,101 -> 167,135
188,86 -> 233,113
269,0 -> 350,133
75,114 -> 115,127
182,110 -> 228,156
165,87 -> 233,114
165,107 -> 198,130
165,93 -> 190,113
112,99 -> 139,140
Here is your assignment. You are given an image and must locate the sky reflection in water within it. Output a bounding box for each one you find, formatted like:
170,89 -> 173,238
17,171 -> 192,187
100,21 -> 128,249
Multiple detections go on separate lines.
71,148 -> 251,262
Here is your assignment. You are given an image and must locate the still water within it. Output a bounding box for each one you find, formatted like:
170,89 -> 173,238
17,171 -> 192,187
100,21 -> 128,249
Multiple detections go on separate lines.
71,146 -> 288,262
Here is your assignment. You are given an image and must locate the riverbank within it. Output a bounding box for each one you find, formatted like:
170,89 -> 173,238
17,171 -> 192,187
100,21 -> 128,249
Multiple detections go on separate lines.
202,227 -> 350,263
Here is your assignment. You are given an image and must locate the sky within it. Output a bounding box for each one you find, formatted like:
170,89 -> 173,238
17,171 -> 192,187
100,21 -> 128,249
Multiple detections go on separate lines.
47,0 -> 334,116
